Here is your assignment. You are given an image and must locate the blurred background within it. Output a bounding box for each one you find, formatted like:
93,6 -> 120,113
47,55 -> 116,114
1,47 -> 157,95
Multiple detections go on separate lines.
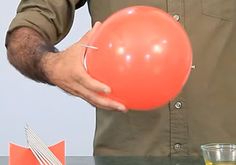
0,1 -> 95,156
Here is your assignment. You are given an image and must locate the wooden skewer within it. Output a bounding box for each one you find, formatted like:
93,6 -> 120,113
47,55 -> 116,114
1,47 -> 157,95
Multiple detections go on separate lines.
79,43 -> 98,50
28,143 -> 48,165
25,125 -> 62,165
26,128 -> 54,165
191,65 -> 196,69
26,126 -> 60,165
27,143 -> 45,165
26,130 -> 49,165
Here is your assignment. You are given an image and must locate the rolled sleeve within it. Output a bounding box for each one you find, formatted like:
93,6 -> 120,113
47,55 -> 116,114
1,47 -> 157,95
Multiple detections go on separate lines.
8,0 -> 86,44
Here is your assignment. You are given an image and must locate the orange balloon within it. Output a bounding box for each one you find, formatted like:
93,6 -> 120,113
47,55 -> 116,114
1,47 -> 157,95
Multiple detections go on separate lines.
85,6 -> 192,110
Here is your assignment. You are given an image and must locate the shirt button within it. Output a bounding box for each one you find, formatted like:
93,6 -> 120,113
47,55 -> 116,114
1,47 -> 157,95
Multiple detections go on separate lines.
174,101 -> 182,109
174,143 -> 182,151
173,14 -> 180,21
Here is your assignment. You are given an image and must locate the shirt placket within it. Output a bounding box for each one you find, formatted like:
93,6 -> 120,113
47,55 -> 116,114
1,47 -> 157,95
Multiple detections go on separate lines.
167,0 -> 189,156
167,0 -> 184,24
169,96 -> 189,156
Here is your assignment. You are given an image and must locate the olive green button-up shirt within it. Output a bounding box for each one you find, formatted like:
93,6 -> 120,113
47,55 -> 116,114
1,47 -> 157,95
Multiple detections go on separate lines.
8,0 -> 236,156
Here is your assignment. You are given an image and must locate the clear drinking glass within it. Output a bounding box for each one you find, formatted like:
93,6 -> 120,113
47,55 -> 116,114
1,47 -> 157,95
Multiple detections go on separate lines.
201,143 -> 236,165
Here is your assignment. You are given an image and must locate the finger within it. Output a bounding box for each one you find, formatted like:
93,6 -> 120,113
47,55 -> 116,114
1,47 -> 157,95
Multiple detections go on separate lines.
90,99 -> 128,112
71,22 -> 102,62
73,22 -> 110,93
65,82 -> 127,112
73,68 -> 111,93
75,21 -> 102,51
83,92 -> 127,112
89,21 -> 102,37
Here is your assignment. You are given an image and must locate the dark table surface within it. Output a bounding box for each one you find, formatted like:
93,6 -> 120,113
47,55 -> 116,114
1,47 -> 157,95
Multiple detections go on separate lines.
0,156 -> 205,165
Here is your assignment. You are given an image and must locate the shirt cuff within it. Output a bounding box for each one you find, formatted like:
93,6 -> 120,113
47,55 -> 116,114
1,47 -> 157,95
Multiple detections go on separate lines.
8,10 -> 58,44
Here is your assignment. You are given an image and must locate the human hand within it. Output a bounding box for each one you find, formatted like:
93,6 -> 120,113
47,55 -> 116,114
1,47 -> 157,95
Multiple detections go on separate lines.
42,22 -> 127,112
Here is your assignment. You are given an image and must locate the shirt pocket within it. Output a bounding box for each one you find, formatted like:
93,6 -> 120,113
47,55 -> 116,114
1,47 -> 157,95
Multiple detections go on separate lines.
201,0 -> 235,21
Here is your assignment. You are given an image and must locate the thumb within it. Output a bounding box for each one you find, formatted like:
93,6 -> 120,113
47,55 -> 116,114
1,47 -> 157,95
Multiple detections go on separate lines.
78,21 -> 102,45
73,21 -> 101,66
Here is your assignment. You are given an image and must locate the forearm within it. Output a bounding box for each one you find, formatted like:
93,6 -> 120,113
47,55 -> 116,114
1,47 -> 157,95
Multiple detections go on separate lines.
5,27 -> 57,85
5,23 -> 126,111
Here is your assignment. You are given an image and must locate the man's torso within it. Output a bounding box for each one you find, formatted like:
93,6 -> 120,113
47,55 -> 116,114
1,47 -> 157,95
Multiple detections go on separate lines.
87,0 -> 236,156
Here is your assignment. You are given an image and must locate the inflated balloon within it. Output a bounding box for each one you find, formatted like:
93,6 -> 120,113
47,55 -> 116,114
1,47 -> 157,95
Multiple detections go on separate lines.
85,6 -> 192,110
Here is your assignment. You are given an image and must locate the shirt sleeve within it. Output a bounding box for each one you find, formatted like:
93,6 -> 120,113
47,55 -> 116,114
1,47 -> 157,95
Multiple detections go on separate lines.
7,0 -> 87,44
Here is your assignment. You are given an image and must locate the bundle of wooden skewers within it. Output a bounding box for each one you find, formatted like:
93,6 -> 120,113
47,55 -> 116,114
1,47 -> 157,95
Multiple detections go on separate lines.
25,125 -> 62,165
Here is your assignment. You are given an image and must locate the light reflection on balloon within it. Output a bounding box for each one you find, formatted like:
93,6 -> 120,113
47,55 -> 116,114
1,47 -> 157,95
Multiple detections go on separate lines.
153,44 -> 163,54
117,47 -> 125,55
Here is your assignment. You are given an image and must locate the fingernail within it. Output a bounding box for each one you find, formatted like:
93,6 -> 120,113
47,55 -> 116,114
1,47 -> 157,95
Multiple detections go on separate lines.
117,106 -> 127,112
103,88 -> 110,94
94,21 -> 101,28
95,21 -> 101,25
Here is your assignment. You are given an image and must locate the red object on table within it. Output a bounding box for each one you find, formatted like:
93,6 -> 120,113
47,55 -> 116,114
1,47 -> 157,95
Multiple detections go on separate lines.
9,141 -> 65,165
